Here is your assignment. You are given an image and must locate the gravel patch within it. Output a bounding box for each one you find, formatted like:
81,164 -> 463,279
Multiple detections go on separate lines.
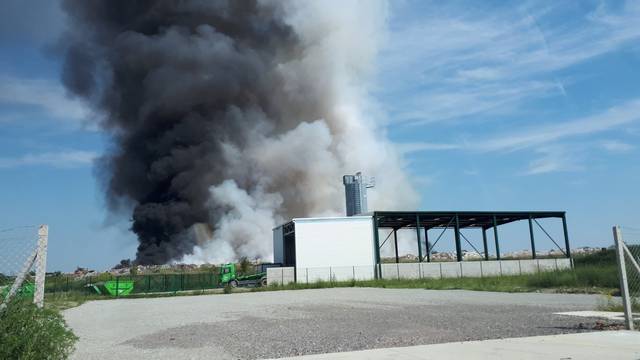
64,288 -> 611,359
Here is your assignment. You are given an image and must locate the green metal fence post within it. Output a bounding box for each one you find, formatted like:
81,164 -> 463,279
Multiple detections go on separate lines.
482,228 -> 489,260
115,276 -> 119,298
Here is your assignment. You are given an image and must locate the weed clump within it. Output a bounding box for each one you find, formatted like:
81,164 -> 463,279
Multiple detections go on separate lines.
223,284 -> 233,294
0,300 -> 78,360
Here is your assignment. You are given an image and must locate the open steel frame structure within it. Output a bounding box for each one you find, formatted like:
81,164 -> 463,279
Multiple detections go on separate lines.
372,211 -> 571,268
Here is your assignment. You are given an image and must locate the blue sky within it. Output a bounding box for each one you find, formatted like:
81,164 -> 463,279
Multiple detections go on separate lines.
1,1 -> 639,271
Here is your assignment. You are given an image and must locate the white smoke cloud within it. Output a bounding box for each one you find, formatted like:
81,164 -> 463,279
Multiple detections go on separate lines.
182,1 -> 419,264
182,180 -> 283,264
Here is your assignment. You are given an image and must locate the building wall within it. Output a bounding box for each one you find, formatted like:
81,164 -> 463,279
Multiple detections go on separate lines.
293,216 -> 375,269
272,225 -> 284,264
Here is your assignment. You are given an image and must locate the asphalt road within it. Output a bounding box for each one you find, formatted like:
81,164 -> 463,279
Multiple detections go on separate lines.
64,288 -> 610,359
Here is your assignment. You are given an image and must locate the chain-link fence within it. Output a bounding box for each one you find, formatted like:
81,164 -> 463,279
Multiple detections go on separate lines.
0,225 -> 47,308
613,225 -> 640,330
45,272 -> 221,297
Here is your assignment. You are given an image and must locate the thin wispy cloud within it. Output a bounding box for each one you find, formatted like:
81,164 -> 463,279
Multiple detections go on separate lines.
401,99 -> 640,154
0,150 -> 97,169
395,81 -> 556,125
396,142 -> 461,154
399,98 -> 640,175
522,146 -> 583,175
475,100 -> 640,152
0,75 -> 89,122
378,1 -> 640,125
600,140 -> 635,153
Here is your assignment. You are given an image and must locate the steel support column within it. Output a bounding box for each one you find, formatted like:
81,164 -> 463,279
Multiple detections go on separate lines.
416,215 -> 423,263
454,214 -> 462,262
562,214 -> 571,258
482,228 -> 489,261
493,215 -> 501,260
528,214 -> 537,259
372,215 -> 381,279
424,228 -> 431,262
393,228 -> 399,264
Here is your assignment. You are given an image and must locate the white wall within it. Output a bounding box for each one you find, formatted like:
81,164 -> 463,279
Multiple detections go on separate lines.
267,259 -> 573,284
267,267 -> 295,285
272,225 -> 284,264
293,216 -> 375,269
380,258 -> 572,280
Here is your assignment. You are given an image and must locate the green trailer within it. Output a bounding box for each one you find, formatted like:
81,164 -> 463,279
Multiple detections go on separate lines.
89,280 -> 134,296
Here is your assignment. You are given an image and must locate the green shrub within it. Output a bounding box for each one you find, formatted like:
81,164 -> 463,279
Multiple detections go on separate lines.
223,284 -> 233,294
574,265 -> 619,288
0,300 -> 78,360
573,249 -> 616,267
238,257 -> 252,275
522,264 -> 617,289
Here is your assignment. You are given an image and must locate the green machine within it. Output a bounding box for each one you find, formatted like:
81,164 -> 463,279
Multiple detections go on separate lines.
219,263 -> 280,287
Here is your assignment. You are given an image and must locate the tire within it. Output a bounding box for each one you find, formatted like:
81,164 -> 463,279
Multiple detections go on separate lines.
260,277 -> 268,287
229,280 -> 238,288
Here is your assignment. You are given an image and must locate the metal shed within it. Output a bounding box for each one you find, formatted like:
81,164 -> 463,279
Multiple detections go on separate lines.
273,210 -> 571,280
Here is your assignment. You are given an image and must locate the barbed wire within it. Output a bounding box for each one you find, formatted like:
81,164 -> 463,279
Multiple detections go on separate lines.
0,227 -> 37,277
0,225 -> 36,233
621,225 -> 640,233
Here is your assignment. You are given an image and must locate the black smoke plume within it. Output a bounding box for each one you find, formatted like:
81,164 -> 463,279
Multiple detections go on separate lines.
61,1 -> 301,264
60,0 -> 417,264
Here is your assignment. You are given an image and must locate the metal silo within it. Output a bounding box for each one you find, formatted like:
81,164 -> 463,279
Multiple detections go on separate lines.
343,172 -> 373,216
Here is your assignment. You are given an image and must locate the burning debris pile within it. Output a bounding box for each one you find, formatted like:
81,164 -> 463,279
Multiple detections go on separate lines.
60,1 -> 416,265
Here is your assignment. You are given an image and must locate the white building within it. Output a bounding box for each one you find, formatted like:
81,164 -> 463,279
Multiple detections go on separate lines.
272,216 -> 376,281
270,211 -> 572,283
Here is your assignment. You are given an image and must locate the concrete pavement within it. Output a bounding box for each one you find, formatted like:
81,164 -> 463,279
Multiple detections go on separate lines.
273,331 -> 640,360
64,288 -> 611,359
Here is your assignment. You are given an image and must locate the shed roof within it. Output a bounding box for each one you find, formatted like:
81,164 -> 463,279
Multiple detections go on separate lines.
371,211 -> 565,230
